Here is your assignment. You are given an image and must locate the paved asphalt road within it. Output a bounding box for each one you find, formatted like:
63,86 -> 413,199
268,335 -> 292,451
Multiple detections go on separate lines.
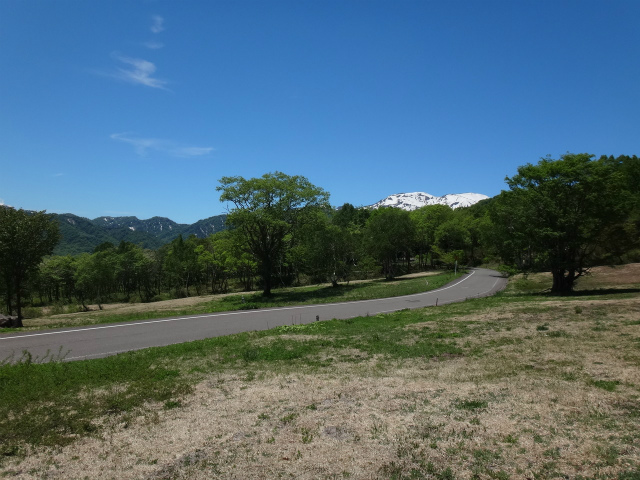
0,268 -> 506,362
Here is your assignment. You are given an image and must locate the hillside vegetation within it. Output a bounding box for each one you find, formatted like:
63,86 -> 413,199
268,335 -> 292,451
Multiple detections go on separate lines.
1,264 -> 639,478
52,213 -> 227,255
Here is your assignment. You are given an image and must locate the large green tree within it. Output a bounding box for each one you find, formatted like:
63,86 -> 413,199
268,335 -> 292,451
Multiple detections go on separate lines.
163,235 -> 202,297
491,153 -> 634,294
434,217 -> 471,264
598,155 -> 640,262
296,210 -> 357,287
35,255 -> 77,303
364,207 -> 415,279
410,205 -> 453,267
74,247 -> 117,309
0,208 -> 60,324
217,172 -> 330,295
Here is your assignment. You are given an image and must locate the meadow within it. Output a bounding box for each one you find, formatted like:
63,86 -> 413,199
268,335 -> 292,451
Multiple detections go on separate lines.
1,264 -> 639,479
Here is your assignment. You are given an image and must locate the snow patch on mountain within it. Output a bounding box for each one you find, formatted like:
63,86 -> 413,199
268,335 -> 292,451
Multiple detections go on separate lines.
370,192 -> 489,211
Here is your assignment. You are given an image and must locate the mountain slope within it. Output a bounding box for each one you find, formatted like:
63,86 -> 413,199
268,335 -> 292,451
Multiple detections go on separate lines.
55,214 -> 118,255
52,213 -> 227,255
181,215 -> 227,238
369,192 -> 489,211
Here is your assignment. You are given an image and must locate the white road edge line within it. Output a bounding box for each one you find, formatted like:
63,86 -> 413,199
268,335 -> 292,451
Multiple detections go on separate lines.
66,278 -> 508,361
65,349 -> 132,361
1,270 -> 477,341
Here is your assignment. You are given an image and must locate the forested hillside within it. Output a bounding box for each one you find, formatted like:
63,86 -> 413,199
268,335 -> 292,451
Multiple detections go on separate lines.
52,213 -> 227,255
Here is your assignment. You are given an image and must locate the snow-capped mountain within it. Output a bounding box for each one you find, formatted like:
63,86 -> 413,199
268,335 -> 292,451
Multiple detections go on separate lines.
369,192 -> 489,211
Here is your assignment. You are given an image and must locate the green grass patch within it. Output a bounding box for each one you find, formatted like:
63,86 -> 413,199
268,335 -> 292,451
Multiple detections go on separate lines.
454,399 -> 489,411
547,330 -> 570,338
218,272 -> 461,310
0,350 -> 192,460
618,469 -> 640,480
589,379 -> 620,392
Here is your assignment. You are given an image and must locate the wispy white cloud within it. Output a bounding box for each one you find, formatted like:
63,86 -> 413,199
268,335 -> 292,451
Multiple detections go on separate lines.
110,133 -> 160,156
110,133 -> 214,158
150,15 -> 164,33
111,53 -> 168,89
143,40 -> 164,50
173,147 -> 215,157
52,173 -> 64,178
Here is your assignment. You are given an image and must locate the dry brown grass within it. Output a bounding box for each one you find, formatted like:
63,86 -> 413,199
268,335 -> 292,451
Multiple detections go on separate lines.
578,263 -> 640,287
26,294 -> 220,329
3,266 -> 640,479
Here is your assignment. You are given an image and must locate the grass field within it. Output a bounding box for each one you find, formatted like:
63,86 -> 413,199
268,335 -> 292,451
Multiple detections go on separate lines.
1,264 -> 639,479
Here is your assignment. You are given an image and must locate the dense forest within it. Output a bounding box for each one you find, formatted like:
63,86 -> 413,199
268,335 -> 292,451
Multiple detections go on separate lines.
1,154 -> 638,322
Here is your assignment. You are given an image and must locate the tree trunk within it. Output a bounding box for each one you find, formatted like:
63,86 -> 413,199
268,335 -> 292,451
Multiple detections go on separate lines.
261,257 -> 273,296
4,277 -> 13,316
15,274 -> 24,324
383,258 -> 394,280
551,269 -> 576,295
331,269 -> 339,287
262,276 -> 272,296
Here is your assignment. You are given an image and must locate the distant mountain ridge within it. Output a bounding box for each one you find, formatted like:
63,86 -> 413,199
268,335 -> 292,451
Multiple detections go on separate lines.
369,192 -> 489,211
93,216 -> 180,234
40,190 -> 489,255
53,213 -> 227,255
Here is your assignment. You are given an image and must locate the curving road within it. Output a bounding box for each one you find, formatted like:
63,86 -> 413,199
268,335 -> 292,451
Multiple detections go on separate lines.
0,268 -> 506,362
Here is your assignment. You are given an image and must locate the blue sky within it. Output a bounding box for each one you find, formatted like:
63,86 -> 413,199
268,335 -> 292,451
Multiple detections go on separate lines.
1,0 -> 639,224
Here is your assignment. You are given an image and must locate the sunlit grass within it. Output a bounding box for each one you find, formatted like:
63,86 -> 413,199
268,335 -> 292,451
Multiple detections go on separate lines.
2,265 -> 639,478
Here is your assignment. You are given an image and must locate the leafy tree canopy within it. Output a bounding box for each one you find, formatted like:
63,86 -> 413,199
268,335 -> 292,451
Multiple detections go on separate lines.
490,153 -> 634,294
364,207 -> 415,280
0,208 -> 60,322
332,203 -> 370,230
217,172 -> 330,295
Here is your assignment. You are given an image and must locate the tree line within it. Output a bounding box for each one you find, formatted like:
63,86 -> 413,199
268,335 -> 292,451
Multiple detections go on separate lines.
1,153 -> 638,323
